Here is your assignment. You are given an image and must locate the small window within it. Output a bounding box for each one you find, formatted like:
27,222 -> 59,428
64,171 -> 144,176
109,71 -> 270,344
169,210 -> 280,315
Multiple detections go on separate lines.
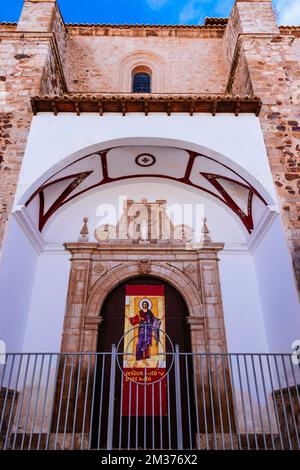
132,72 -> 151,93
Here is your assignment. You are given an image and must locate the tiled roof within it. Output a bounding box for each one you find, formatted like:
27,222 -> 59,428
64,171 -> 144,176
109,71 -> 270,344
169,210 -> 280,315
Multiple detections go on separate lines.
279,25 -> 300,36
31,94 -> 262,116
1,21 -> 299,33
204,17 -> 228,26
66,23 -> 226,29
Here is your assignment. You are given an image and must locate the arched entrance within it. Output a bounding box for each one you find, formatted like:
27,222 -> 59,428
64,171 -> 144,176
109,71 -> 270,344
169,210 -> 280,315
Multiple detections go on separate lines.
61,241 -> 226,358
92,276 -> 196,449
97,276 -> 191,352
58,239 -> 229,449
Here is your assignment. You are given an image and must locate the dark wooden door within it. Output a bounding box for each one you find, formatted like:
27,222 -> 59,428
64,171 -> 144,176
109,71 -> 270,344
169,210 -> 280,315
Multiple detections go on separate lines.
92,276 -> 195,449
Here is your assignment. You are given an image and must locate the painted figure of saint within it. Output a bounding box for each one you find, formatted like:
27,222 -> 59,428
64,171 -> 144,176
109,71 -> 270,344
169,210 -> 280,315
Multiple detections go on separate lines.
129,299 -> 161,360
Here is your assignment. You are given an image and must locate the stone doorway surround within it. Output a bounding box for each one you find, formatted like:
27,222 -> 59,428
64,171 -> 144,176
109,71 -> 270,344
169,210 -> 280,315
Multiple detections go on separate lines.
61,241 -> 227,355
51,240 -> 234,443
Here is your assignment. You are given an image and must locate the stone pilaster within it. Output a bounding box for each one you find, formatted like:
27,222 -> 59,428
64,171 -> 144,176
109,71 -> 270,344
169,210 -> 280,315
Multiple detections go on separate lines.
186,316 -> 206,353
82,317 -> 103,353
199,248 -> 228,354
60,252 -> 91,352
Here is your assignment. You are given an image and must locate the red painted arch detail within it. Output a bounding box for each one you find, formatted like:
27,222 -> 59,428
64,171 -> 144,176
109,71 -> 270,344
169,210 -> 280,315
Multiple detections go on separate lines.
25,147 -> 267,233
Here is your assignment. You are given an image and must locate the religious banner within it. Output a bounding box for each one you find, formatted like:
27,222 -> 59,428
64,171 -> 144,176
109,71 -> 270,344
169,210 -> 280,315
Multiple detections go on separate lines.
122,285 -> 167,416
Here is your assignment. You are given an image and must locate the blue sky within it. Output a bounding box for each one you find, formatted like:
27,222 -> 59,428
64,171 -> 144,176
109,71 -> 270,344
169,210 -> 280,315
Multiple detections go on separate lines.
0,0 -> 299,25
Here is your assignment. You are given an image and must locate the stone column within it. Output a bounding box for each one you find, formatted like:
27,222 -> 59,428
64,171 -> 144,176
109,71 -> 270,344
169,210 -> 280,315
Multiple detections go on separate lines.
224,0 -> 300,292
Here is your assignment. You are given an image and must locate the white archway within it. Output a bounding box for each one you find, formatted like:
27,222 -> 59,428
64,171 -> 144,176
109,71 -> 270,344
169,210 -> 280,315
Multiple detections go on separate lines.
15,138 -> 275,243
17,137 -> 275,208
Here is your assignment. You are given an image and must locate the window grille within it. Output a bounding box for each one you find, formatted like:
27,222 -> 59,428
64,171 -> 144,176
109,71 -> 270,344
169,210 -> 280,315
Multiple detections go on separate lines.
132,72 -> 151,93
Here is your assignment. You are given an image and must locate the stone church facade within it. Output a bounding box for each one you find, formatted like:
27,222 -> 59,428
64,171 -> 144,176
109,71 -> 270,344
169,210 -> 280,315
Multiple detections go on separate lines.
0,0 -> 300,451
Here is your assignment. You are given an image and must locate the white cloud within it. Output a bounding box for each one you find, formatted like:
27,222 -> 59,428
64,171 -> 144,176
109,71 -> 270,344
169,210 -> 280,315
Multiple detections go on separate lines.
146,0 -> 171,10
273,0 -> 300,24
147,0 -> 300,25
179,0 -> 204,23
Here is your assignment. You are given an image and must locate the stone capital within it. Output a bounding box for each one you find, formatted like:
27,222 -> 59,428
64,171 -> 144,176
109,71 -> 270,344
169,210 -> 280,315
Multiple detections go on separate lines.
84,316 -> 103,331
186,316 -> 204,331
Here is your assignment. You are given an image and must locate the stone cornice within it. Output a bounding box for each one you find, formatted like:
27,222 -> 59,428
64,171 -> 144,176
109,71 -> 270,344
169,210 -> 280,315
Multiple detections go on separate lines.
64,242 -> 225,257
1,22 -> 299,36
66,23 -> 226,39
66,24 -> 300,38
31,94 -> 262,116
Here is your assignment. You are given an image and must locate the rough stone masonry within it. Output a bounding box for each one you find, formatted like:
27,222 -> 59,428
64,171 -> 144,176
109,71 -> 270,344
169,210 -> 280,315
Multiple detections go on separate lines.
0,0 -> 300,289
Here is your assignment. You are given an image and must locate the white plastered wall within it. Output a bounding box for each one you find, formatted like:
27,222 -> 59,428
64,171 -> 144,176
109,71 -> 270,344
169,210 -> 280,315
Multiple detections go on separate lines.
20,181 -> 290,355
0,113 -> 299,353
15,113 -> 276,205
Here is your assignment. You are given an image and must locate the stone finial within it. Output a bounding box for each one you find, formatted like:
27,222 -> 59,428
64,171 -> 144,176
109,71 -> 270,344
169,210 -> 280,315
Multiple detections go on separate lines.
79,217 -> 89,242
201,218 -> 211,242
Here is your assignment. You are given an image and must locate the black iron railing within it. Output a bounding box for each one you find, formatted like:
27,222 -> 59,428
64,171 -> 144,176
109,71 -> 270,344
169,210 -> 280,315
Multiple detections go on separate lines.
0,350 -> 299,450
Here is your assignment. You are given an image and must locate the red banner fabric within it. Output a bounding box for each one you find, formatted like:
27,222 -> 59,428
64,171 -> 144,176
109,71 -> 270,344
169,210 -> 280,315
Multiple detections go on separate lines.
122,369 -> 167,416
122,284 -> 167,416
125,285 -> 165,296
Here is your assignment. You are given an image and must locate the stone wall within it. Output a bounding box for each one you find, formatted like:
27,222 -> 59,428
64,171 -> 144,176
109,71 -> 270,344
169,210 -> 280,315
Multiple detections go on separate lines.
0,0 -> 67,249
64,27 -> 227,94
225,0 -> 300,291
293,38 -> 300,62
1,0 -> 300,293
17,0 -> 58,32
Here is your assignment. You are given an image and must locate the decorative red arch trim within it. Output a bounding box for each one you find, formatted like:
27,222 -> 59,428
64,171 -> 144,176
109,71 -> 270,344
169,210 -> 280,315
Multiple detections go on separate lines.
37,171 -> 93,231
25,147 -> 268,233
201,173 -> 258,233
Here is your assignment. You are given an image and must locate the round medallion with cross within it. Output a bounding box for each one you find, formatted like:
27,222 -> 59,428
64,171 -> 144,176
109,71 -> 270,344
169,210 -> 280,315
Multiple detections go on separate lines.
135,153 -> 156,167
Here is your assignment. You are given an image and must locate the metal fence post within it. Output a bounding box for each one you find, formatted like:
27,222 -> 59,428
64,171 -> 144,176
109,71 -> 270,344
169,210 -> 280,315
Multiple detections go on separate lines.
107,344 -> 117,450
175,345 -> 183,449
